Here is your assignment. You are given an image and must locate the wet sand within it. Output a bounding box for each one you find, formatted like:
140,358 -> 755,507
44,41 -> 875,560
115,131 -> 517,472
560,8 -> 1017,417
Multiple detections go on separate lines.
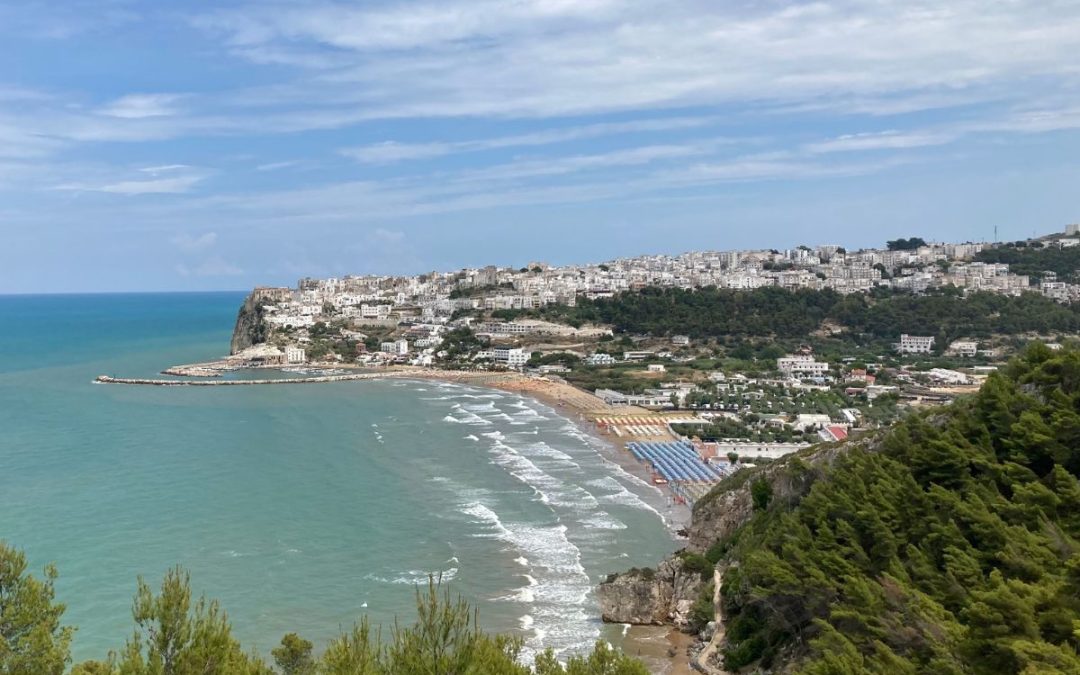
619,626 -> 696,675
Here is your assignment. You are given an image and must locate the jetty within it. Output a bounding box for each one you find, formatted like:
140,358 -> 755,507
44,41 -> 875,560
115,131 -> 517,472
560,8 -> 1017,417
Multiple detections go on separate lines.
95,373 -> 393,386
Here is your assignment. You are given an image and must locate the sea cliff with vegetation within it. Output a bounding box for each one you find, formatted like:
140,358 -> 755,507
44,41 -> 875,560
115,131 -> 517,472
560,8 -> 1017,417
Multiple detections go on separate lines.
599,344 -> 1080,674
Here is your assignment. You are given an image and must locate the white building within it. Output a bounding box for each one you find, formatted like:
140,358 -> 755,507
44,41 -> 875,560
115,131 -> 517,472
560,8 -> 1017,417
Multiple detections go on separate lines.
672,335 -> 690,346
948,340 -> 979,357
777,355 -> 830,376
380,339 -> 409,356
898,334 -> 935,354
647,364 -> 666,373
794,413 -> 832,431
285,346 -> 306,364
586,353 -> 617,366
492,347 -> 529,368
927,368 -> 971,385
361,303 -> 391,319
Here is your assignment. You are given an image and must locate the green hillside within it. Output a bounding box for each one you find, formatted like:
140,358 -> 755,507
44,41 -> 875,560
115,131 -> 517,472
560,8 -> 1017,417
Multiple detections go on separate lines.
534,286 -> 1080,342
709,344 -> 1080,673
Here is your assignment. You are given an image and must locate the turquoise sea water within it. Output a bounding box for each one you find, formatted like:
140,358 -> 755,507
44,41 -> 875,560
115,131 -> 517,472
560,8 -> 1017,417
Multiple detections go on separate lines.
0,293 -> 678,663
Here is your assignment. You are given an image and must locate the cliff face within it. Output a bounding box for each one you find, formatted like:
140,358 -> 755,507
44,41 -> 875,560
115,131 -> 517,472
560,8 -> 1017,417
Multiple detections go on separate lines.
229,294 -> 270,355
597,556 -> 705,628
687,444 -> 846,553
598,443 -> 851,633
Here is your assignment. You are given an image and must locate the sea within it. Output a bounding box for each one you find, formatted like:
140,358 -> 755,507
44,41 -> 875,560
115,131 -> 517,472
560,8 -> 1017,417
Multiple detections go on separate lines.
0,292 -> 679,664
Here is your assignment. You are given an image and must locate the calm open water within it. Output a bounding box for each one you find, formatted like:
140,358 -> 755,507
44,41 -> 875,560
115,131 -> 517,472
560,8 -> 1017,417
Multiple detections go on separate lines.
0,293 -> 677,662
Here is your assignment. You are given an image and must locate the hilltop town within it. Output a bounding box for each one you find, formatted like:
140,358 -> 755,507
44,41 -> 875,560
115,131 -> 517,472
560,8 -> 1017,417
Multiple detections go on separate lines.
232,224 -> 1080,366
214,225 -> 1080,508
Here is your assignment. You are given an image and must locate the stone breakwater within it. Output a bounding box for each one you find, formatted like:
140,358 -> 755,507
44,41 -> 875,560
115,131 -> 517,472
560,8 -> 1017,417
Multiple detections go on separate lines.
95,373 -> 392,386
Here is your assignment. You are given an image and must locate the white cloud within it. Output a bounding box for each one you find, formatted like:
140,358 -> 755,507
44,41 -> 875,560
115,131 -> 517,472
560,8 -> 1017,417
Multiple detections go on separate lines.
255,160 -> 301,171
99,93 -> 186,119
170,232 -> 218,251
805,131 -> 956,154
340,116 -> 720,163
55,174 -> 206,195
175,257 -> 243,277
140,164 -> 190,173
340,141 -> 452,164
368,228 -> 406,244
195,0 -> 1080,121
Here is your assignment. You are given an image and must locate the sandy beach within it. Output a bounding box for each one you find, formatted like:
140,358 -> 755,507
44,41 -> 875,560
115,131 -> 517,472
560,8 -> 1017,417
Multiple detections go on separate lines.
621,626 -> 697,675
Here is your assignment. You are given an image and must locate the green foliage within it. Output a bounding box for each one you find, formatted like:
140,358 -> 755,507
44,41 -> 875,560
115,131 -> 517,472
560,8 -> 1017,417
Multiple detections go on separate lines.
975,242 -> 1080,282
678,552 -> 714,581
688,583 -> 715,633
714,345 -> 1080,674
534,640 -> 649,675
750,478 -> 772,511
534,286 -> 1080,342
116,566 -> 272,675
0,542 -> 73,675
380,581 -> 528,675
273,633 -> 315,675
439,327 -> 484,362
886,237 -> 927,251
5,561 -> 651,675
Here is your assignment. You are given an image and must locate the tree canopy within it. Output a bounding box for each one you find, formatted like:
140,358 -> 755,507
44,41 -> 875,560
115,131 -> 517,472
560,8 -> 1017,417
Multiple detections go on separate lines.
886,237 -> 927,251
710,344 -> 1080,673
975,243 -> 1080,282
0,543 -> 73,675
0,544 -> 648,675
534,286 -> 1080,342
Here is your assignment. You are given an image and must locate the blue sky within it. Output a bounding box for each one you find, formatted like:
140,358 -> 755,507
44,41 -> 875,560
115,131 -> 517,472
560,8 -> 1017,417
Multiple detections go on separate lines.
3,0 -> 1080,293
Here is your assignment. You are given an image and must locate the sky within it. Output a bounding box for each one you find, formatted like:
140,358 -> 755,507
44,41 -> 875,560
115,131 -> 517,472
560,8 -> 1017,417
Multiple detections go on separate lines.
2,0 -> 1080,293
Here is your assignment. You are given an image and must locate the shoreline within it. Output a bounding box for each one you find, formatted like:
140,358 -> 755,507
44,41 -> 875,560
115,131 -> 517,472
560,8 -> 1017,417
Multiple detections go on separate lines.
100,362 -> 696,673
98,364 -> 694,532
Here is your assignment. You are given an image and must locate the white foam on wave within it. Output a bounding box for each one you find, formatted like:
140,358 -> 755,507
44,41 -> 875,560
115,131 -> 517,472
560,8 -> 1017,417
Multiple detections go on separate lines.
579,513 -> 628,530
464,434 -> 480,441
497,573 -> 539,603
458,500 -> 597,658
480,430 -> 504,440
443,411 -> 492,426
487,440 -> 599,512
523,441 -> 578,466
365,567 -> 458,585
590,477 -> 667,523
598,457 -> 666,496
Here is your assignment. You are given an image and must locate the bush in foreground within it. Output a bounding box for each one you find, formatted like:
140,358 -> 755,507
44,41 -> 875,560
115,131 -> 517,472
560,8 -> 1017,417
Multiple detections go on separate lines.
0,543 -> 648,675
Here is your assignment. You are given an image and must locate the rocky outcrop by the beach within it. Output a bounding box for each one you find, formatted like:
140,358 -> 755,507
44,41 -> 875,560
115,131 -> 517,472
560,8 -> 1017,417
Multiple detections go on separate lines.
230,293 -> 270,355
599,442 -> 854,641
597,556 -> 705,628
686,443 -> 850,553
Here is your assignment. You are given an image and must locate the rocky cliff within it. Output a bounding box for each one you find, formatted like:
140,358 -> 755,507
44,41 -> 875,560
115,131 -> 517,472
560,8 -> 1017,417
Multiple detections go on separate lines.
686,443 -> 847,553
598,442 -> 851,634
229,293 -> 270,355
597,556 -> 706,628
